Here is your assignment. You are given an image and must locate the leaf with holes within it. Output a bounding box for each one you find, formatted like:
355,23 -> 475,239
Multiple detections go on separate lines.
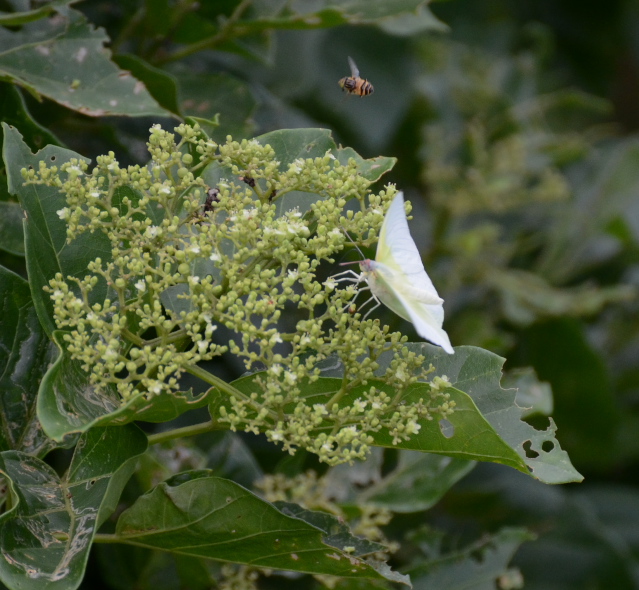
0,425 -> 147,590
210,345 -> 582,484
113,472 -> 410,584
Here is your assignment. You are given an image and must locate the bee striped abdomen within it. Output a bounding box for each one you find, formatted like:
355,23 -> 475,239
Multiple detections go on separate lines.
338,58 -> 374,97
339,77 -> 374,96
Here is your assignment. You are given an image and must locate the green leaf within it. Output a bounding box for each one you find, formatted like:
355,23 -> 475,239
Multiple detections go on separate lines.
358,452 -> 475,513
332,147 -> 396,183
0,266 -> 57,457
233,0 -> 433,31
397,344 -> 583,484
38,332 -> 214,443
114,473 -> 409,584
378,3 -> 449,36
489,268 -> 636,326
0,425 -> 147,590
212,345 -> 582,484
0,8 -> 170,118
201,127 -> 395,219
113,55 -> 180,116
177,73 -> 257,141
406,527 -> 533,590
0,82 -> 63,152
0,0 -> 76,26
0,201 -> 25,256
2,124 -> 111,336
255,128 -> 336,167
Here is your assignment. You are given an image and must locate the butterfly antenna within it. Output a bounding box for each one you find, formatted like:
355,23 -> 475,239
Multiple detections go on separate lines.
340,228 -> 366,265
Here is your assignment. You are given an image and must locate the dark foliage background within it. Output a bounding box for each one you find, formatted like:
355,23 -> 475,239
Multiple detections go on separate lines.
2,1 -> 639,588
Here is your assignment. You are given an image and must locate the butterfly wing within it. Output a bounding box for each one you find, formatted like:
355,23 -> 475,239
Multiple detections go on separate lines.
347,56 -> 360,78
376,192 -> 440,297
369,260 -> 454,354
373,192 -> 454,354
395,290 -> 454,353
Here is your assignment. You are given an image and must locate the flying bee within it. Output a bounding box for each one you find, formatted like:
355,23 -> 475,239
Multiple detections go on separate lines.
338,56 -> 374,97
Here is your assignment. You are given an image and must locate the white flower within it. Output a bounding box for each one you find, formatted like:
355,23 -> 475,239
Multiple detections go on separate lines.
209,251 -> 221,262
135,280 -> 146,291
323,277 -> 337,291
188,245 -> 201,255
144,226 -> 160,238
405,421 -> 421,435
57,208 -> 69,220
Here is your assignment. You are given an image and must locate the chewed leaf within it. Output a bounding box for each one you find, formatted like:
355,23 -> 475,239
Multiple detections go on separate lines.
0,267 -> 57,457
114,473 -> 409,585
311,345 -> 581,484
389,345 -> 583,484
210,363 -> 528,477
0,425 -> 147,590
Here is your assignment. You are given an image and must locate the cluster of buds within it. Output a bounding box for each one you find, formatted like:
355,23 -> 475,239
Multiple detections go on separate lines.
23,123 -> 455,465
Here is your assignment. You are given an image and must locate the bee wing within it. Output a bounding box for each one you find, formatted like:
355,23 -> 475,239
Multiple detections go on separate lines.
347,56 -> 360,78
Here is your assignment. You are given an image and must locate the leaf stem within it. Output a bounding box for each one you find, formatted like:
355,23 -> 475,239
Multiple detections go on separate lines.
147,419 -> 221,445
156,0 -> 253,65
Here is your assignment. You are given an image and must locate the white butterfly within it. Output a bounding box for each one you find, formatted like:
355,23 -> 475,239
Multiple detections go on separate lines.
334,192 -> 454,354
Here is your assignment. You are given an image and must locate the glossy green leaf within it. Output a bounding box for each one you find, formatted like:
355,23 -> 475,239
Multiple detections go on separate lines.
114,472 -> 409,584
2,124 -> 111,336
38,332 -> 213,442
358,452 -> 475,513
407,528 -> 533,590
0,266 -> 56,457
0,425 -> 147,590
0,8 -> 169,118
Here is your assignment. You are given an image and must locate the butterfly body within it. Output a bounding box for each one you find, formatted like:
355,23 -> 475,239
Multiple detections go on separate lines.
337,192 -> 453,354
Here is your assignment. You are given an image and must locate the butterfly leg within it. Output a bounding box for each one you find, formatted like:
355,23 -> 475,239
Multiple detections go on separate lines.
331,269 -> 363,283
362,295 -> 381,320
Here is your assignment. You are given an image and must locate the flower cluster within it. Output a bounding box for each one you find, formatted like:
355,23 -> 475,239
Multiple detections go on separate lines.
23,123 -> 455,465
